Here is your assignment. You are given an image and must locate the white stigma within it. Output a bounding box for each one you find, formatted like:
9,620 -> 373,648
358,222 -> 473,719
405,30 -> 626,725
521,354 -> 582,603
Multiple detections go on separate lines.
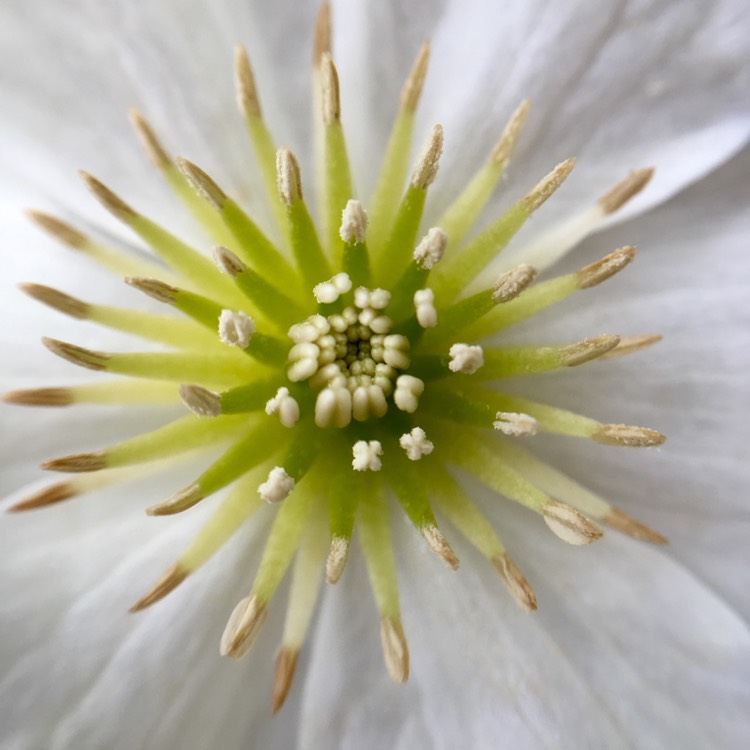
414,288 -> 437,328
352,440 -> 383,471
413,227 -> 447,269
258,467 -> 295,503
218,309 -> 255,348
393,374 -> 425,413
399,427 -> 434,460
313,272 -> 353,304
493,411 -> 539,437
265,387 -> 300,428
448,343 -> 484,374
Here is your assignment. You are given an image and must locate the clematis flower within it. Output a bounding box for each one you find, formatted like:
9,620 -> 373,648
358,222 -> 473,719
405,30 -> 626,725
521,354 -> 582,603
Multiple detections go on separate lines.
1,0 -> 749,747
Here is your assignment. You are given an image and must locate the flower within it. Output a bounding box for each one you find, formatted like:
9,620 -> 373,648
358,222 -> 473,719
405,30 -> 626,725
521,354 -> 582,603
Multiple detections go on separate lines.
1,0 -> 749,748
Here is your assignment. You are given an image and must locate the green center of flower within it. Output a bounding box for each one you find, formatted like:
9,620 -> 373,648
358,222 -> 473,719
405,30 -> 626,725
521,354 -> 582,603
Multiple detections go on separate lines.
7,1 -> 670,715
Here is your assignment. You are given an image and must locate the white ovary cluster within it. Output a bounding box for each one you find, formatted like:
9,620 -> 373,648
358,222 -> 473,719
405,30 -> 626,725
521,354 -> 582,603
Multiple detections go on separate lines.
287,282 -> 424,427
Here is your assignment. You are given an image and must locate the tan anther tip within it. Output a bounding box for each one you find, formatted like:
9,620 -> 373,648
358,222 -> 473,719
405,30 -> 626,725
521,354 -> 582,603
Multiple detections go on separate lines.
577,246 -> 636,289
8,482 -> 75,512
524,158 -> 576,213
339,199 -> 368,245
313,1 -> 332,65
80,172 -> 137,220
603,507 -> 668,545
326,535 -> 350,584
125,276 -> 179,304
179,384 -> 222,417
320,52 -> 341,125
593,424 -> 666,448
42,451 -> 106,474
234,44 -> 262,119
599,167 -> 655,215
19,283 -> 89,319
492,264 -> 538,303
490,99 -> 531,166
421,525 -> 459,570
146,484 -> 204,516
3,387 -> 73,407
272,647 -> 300,714
129,563 -> 189,613
492,553 -> 538,612
411,124 -> 444,189
42,338 -> 109,371
26,210 -> 88,249
128,108 -> 171,169
543,500 -> 603,545
175,157 -> 227,209
212,245 -> 246,277
276,148 -> 303,205
400,41 -> 431,112
559,334 -> 621,366
220,594 -> 268,660
380,616 -> 410,683
600,334 -> 663,360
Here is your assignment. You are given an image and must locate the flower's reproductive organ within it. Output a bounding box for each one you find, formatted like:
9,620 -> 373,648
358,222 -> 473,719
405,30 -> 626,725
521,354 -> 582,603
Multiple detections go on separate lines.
6,3 -> 669,713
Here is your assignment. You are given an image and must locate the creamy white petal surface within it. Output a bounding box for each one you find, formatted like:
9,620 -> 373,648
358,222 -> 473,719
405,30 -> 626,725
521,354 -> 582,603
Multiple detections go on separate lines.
1,0 -> 749,748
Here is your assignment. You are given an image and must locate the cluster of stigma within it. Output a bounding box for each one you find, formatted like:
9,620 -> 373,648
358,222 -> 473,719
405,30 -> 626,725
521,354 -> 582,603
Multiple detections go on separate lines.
6,1 -> 671,715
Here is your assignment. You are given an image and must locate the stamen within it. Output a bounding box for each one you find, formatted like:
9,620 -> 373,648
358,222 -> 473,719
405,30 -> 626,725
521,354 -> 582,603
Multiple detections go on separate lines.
43,338 -> 109,371
399,427 -> 434,460
313,272 -> 352,304
411,124 -> 444,190
8,482 -> 76,512
129,563 -> 189,612
265,387 -> 300,428
421,524 -> 459,570
492,553 -> 538,612
414,288 -> 437,328
393,374 -> 424,413
400,42 -> 431,112
603,507 -> 668,544
147,483 -> 204,516
490,99 -> 531,168
276,148 -> 304,206
352,440 -> 383,471
26,209 -> 88,249
258,467 -> 295,503
542,500 -> 603,545
80,171 -> 137,221
218,309 -> 256,348
179,384 -> 222,417
176,157 -> 227,210
576,246 -> 636,289
491,264 -> 538,303
128,108 -> 171,169
272,648 -> 299,714
20,283 -> 88,318
593,424 -> 666,447
3,387 -> 74,407
558,335 -> 621,366
599,168 -> 655,215
380,616 -> 410,683
234,44 -> 262,120
600,334 -> 663,360
448,343 -> 484,374
413,227 -> 447,270
43,451 -> 107,473
339,199 -> 368,244
320,53 -> 341,126
523,158 -> 576,213
220,594 -> 268,660
313,1 -> 331,65
493,412 -> 540,437
326,535 -> 350,584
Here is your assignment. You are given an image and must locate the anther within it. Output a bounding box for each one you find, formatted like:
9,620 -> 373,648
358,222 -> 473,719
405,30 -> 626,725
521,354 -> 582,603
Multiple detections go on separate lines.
393,375 -> 424,413
276,148 -> 303,205
218,309 -> 255,348
26,210 -> 88,249
176,157 -> 227,210
593,424 -> 666,448
603,507 -> 668,544
542,500 -> 603,545
258,467 -> 295,503
577,246 -> 636,289
313,272 -> 352,304
19,283 -> 89,319
129,108 -> 171,169
272,647 -> 299,714
380,616 -> 409,683
129,563 -> 189,612
411,124 -> 444,189
448,343 -> 484,374
125,277 -> 178,304
339,199 -> 368,244
492,553 -> 538,612
601,334 -> 663,360
3,387 -> 73,407
42,338 -> 109,371
320,53 -> 341,125
313,1 -> 331,65
414,288 -> 437,328
326,536 -> 350,583
421,525 -> 459,569
523,158 -> 576,213
490,99 -> 531,167
413,226 -> 448,269
220,594 -> 268,660
400,42 -> 431,112
212,245 -> 245,277
559,335 -> 621,366
179,384 -> 222,417
265,387 -> 300,428
352,440 -> 383,471
493,412 -> 539,437
42,451 -> 107,473
491,264 -> 538,302
234,44 -> 262,119
599,168 -> 654,215
147,484 -> 204,516
8,482 -> 76,512
80,172 -> 137,221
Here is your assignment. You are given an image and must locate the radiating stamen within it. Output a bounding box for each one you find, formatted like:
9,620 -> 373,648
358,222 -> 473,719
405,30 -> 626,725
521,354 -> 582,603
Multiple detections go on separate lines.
599,168 -> 655,215
577,246 -> 636,289
129,563 -> 188,613
491,264 -> 538,303
542,500 -> 604,545
179,384 -> 222,417
380,616 -> 410,684
493,412 -> 540,437
221,594 -> 268,660
600,334 -> 663,360
592,424 -> 666,447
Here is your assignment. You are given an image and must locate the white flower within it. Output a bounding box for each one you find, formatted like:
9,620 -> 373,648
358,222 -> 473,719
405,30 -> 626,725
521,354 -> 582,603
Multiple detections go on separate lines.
1,1 -> 749,749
